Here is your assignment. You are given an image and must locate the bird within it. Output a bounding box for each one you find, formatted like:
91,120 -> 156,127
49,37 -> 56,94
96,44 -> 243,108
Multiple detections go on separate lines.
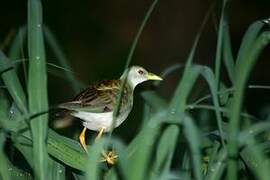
58,66 -> 162,164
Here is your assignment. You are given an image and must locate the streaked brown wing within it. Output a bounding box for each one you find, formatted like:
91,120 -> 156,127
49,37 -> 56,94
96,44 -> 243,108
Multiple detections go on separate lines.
59,80 -> 121,113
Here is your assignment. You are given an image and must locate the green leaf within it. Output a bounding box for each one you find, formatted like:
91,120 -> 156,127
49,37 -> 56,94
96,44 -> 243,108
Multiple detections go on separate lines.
206,148 -> 227,180
240,139 -> 270,180
141,90 -> 167,111
126,112 -> 164,180
112,0 -> 159,132
47,130 -> 87,171
182,115 -> 202,180
43,26 -> 83,93
214,0 -> 227,88
0,132 -> 11,180
198,66 -> 225,145
227,29 -> 270,180
50,161 -> 65,180
86,139 -> 105,180
0,51 -> 27,114
222,17 -> 235,84
150,125 -> 179,180
8,26 -> 27,67
27,0 -> 50,179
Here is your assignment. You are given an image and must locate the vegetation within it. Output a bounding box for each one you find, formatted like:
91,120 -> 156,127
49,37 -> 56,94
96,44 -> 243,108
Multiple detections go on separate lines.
1,0 -> 270,179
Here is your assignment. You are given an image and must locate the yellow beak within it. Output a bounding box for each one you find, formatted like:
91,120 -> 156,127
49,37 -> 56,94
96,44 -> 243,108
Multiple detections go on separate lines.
147,72 -> 163,81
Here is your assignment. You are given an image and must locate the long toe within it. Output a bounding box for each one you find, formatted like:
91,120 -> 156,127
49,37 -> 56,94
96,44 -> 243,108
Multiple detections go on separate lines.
101,150 -> 118,165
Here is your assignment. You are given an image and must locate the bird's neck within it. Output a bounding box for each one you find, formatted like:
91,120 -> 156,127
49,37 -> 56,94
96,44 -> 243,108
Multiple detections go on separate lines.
120,73 -> 137,90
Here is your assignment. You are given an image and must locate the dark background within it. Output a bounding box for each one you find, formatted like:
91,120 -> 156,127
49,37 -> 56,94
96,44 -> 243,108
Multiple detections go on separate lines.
0,0 -> 270,141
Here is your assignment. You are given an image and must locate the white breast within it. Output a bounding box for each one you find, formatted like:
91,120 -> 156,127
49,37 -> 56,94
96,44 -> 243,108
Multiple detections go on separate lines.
71,111 -> 130,132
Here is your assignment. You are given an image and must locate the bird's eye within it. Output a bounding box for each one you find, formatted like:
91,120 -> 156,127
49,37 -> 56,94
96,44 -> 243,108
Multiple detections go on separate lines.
138,69 -> 144,75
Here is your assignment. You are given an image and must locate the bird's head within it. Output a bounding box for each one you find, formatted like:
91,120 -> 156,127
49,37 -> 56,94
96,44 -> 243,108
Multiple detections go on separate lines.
121,66 -> 162,89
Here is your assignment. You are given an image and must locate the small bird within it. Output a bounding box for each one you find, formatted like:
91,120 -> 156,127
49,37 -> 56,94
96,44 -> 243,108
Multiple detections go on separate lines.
58,66 -> 162,164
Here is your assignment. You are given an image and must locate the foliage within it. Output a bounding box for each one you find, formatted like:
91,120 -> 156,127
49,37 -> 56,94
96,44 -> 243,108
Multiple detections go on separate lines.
1,0 -> 270,179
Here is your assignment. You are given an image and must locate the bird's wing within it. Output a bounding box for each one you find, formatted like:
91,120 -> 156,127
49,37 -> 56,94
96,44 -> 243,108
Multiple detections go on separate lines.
59,80 -> 121,113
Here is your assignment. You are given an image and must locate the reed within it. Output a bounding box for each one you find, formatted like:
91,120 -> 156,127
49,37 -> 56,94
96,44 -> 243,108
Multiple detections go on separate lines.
0,0 -> 270,179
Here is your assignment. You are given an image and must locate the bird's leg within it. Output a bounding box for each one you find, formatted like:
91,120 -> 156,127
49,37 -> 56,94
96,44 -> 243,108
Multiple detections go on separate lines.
100,150 -> 118,165
95,127 -> 104,141
95,127 -> 118,165
79,127 -> 88,152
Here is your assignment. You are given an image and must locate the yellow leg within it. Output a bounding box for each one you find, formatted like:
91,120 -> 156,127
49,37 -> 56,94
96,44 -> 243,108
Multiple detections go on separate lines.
95,127 -> 105,141
95,128 -> 118,165
79,127 -> 88,152
101,150 -> 118,165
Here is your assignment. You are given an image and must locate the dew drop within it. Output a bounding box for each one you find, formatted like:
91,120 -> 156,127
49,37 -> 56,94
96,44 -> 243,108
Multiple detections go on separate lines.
171,109 -> 176,114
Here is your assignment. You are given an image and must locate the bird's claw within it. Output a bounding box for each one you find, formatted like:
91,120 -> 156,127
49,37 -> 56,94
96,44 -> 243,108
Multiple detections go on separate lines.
100,150 -> 118,165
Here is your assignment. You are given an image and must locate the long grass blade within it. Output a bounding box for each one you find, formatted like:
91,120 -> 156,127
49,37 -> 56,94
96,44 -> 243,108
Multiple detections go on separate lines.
0,51 -> 27,114
227,30 -> 270,180
8,26 -> 26,69
150,125 -> 179,179
207,148 -> 227,180
0,132 -> 11,180
86,139 -> 105,180
240,139 -> 270,180
44,26 -> 83,92
27,0 -> 49,179
214,0 -> 227,88
126,112 -> 164,180
199,66 -> 225,145
223,16 -> 235,84
112,0 -> 159,131
51,161 -> 65,180
182,115 -> 202,180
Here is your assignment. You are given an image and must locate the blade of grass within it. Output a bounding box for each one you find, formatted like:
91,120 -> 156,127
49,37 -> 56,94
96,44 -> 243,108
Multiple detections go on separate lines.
199,66 -> 225,146
150,125 -> 179,180
27,0 -> 49,178
223,16 -> 235,84
43,26 -> 83,92
86,139 -> 105,180
182,115 -> 202,180
14,132 -> 67,180
227,30 -> 270,180
141,90 -> 167,111
240,138 -> 270,180
214,0 -> 227,88
235,21 -> 264,69
12,127 -> 87,171
126,112 -> 165,180
8,26 -> 26,69
206,148 -> 227,180
168,2 -> 210,114
0,132 -> 11,180
0,89 -> 9,120
0,51 -> 27,114
187,104 -> 258,121
112,0 -> 159,132
47,130 -> 87,171
127,121 -> 160,180
51,161 -> 65,180
126,111 -> 165,157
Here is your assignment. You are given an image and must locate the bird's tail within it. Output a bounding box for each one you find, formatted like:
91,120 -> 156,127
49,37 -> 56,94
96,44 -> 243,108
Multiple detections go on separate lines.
52,109 -> 75,129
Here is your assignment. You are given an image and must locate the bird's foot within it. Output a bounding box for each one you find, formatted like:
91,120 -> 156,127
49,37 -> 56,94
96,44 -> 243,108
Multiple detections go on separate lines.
100,150 -> 118,165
